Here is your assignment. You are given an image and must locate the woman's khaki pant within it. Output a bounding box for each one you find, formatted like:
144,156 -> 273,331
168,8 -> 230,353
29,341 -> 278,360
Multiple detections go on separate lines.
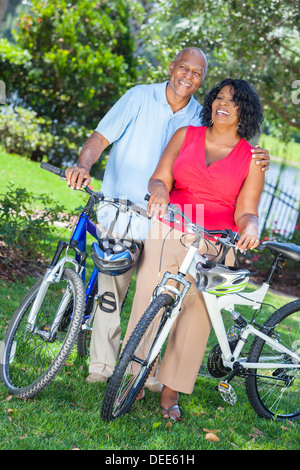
123,219 -> 235,394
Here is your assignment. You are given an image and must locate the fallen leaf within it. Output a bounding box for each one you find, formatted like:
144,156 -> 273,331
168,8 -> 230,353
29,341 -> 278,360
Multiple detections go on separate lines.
166,421 -> 172,430
5,395 -> 12,402
203,428 -> 221,433
253,427 -> 263,436
71,446 -> 80,450
153,422 -> 161,429
7,408 -> 13,414
205,433 -> 220,442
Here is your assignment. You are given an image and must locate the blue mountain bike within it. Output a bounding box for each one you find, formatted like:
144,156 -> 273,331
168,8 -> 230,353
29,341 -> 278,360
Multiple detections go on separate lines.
0,163 -> 147,398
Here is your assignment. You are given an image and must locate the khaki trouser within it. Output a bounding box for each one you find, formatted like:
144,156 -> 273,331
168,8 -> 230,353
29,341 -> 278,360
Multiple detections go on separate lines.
123,219 -> 235,394
89,266 -> 135,378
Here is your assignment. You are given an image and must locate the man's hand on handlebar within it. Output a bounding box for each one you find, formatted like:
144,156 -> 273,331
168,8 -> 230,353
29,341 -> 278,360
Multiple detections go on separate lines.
65,165 -> 91,190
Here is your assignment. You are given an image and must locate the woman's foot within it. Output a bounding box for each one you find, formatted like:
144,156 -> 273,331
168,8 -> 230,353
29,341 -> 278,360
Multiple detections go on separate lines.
136,387 -> 145,401
160,385 -> 181,421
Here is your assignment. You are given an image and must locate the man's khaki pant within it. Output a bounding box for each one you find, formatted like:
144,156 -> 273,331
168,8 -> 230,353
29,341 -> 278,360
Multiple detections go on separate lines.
89,266 -> 135,378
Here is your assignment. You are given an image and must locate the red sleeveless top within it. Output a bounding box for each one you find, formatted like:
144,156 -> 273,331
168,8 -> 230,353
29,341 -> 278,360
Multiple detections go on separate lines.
169,126 -> 253,232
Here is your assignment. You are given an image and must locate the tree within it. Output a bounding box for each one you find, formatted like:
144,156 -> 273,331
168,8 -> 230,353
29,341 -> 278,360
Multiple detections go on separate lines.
0,0 -> 138,163
137,0 -> 300,139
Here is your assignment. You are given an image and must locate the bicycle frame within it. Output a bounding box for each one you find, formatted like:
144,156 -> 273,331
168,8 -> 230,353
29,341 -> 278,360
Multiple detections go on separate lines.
26,209 -> 100,336
146,240 -> 300,372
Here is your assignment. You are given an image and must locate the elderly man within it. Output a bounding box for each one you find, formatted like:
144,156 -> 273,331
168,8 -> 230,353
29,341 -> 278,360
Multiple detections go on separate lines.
65,47 -> 270,386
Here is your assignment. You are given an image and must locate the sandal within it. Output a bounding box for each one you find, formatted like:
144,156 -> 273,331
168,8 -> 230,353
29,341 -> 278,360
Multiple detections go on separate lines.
160,404 -> 181,421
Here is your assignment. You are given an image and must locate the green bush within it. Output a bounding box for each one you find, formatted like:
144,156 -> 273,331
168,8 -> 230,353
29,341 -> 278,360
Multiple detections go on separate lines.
240,224 -> 300,287
0,106 -> 54,158
0,185 -> 71,265
0,106 -> 90,164
0,0 -> 137,131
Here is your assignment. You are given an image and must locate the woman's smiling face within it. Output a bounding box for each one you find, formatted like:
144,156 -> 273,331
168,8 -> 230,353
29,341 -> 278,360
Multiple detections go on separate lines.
212,85 -> 239,128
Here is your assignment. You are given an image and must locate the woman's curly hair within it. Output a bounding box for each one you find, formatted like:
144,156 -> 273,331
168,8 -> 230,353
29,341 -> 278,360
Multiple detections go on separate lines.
200,78 -> 264,141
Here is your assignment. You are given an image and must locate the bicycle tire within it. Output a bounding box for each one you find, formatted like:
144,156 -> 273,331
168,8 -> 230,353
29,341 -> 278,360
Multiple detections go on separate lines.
76,282 -> 131,357
76,282 -> 98,357
0,267 -> 85,398
101,293 -> 174,421
245,299 -> 300,421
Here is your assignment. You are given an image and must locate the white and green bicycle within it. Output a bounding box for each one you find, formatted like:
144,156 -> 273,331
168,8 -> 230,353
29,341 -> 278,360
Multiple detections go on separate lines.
101,201 -> 300,422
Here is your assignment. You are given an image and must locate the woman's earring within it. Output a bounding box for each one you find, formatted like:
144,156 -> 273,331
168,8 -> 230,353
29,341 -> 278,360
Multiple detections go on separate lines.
209,119 -> 214,127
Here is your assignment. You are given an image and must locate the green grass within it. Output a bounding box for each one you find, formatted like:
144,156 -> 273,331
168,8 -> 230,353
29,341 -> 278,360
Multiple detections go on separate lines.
0,148 -> 299,450
259,134 -> 300,167
0,279 -> 299,451
0,146 -> 102,211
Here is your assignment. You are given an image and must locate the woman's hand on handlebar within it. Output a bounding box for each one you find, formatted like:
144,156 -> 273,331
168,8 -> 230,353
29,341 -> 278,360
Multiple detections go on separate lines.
65,165 -> 91,190
236,227 -> 260,252
147,181 -> 170,219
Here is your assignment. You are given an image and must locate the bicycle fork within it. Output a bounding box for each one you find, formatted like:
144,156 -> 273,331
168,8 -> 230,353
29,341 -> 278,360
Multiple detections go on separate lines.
26,257 -> 81,341
146,271 -> 191,367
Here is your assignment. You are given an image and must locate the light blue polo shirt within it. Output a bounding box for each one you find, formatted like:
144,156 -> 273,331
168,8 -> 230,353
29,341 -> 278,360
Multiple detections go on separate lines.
95,81 -> 202,240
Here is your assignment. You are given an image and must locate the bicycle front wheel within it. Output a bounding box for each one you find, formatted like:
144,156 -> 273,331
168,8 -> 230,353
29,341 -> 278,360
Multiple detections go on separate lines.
0,267 -> 85,398
101,293 -> 174,421
76,282 -> 98,357
246,299 -> 300,421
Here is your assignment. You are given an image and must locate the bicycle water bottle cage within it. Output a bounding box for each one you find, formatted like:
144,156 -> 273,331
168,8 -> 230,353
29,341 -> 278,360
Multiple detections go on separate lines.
91,238 -> 142,276
195,262 -> 250,295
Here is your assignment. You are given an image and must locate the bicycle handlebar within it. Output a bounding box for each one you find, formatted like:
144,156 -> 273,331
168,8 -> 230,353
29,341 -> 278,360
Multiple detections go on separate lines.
144,193 -> 239,248
41,162 -> 66,179
40,163 -> 148,219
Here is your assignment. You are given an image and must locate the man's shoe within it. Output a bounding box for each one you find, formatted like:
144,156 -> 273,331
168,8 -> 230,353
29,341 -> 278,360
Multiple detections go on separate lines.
86,373 -> 109,383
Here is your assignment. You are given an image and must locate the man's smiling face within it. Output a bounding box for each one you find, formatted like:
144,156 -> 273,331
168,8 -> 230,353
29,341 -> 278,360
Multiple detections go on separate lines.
168,49 -> 207,100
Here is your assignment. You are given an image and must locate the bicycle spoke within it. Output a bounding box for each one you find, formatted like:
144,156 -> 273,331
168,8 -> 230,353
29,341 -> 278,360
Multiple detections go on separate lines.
246,300 -> 300,420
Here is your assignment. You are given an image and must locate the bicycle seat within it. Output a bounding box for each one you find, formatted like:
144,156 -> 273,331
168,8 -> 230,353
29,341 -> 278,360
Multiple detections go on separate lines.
261,241 -> 300,262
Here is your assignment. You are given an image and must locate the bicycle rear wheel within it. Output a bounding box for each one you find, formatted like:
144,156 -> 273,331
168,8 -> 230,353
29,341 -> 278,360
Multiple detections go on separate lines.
246,299 -> 300,421
0,267 -> 85,398
101,293 -> 174,421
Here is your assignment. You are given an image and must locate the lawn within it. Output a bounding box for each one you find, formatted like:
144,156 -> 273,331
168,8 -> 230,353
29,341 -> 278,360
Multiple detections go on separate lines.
0,278 -> 299,451
0,148 -> 299,451
259,134 -> 300,167
0,146 -> 102,211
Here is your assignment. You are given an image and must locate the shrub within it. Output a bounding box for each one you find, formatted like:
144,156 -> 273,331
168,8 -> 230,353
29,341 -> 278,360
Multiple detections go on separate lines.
0,185 -> 71,266
0,106 -> 90,164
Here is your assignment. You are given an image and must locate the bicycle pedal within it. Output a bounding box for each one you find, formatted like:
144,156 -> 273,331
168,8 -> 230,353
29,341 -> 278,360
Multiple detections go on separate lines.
217,381 -> 237,405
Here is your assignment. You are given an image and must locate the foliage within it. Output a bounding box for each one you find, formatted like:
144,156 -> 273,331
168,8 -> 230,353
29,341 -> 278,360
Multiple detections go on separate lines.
0,105 -> 89,163
136,0 -> 300,141
0,0 -> 138,165
255,224 -> 300,274
0,184 -> 71,265
0,106 -> 55,158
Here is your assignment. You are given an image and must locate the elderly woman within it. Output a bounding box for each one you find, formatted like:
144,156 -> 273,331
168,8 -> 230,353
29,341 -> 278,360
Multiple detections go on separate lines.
124,78 -> 265,420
